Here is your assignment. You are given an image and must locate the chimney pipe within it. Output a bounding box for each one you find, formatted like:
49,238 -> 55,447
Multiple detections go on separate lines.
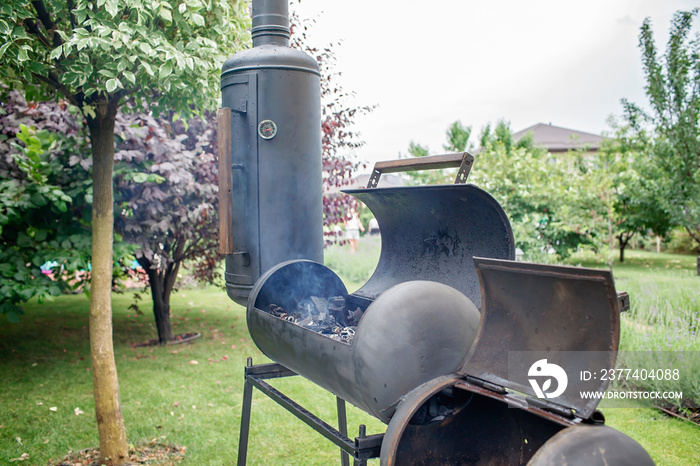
251,0 -> 290,46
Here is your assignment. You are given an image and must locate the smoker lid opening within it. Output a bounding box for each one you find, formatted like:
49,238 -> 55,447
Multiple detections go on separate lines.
343,184 -> 515,307
458,257 -> 621,419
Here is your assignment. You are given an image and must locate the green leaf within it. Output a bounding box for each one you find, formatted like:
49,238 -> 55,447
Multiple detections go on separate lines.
159,61 -> 172,79
141,61 -> 154,76
17,232 -> 30,248
106,78 -> 118,93
0,41 -> 12,60
49,45 -> 63,60
159,7 -> 172,22
34,229 -> 48,242
138,42 -> 154,56
105,0 -> 118,18
17,47 -> 28,62
191,13 -> 205,27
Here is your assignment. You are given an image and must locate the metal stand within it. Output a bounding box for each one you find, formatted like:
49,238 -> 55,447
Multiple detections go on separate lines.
237,358 -> 383,465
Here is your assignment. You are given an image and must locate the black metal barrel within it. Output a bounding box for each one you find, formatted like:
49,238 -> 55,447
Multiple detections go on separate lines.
220,0 -> 322,305
247,183 -> 515,422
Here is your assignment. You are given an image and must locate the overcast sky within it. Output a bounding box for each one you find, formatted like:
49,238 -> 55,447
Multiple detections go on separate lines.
292,0 -> 697,172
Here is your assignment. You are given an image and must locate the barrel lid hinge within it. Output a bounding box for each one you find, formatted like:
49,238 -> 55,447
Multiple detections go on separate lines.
526,396 -> 576,419
464,375 -> 507,395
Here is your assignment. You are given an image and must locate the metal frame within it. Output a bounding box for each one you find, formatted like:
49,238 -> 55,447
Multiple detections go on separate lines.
237,358 -> 383,465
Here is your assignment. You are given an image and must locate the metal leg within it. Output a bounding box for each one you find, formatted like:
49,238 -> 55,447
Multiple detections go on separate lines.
237,360 -> 383,463
353,425 -> 367,466
237,358 -> 254,466
337,397 -> 350,466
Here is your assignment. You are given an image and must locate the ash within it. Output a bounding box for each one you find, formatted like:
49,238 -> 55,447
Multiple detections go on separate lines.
268,296 -> 363,344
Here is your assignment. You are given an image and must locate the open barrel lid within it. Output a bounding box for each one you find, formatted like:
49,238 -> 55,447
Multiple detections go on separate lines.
344,184 -> 515,308
458,257 -> 622,419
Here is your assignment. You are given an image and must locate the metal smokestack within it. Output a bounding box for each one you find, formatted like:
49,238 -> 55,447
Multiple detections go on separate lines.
251,0 -> 290,46
219,0 -> 323,306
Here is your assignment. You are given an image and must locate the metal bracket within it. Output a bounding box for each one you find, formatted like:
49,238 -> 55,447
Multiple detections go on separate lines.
237,359 -> 383,465
617,291 -> 630,312
366,152 -> 474,188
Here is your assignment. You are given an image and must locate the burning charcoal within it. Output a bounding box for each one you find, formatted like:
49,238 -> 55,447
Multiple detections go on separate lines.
328,296 -> 346,311
339,326 -> 356,343
283,314 -> 296,323
328,296 -> 349,326
268,304 -> 286,317
318,314 -> 339,334
347,307 -> 363,326
297,316 -> 314,328
310,296 -> 329,318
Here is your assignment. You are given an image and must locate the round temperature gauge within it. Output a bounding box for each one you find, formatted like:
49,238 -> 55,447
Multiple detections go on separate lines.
257,120 -> 277,140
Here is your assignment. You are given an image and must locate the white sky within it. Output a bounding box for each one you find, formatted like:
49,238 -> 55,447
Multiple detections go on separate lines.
292,0 -> 697,173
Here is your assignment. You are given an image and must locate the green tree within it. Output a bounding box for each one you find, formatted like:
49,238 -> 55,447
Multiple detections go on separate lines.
0,92 -> 136,322
623,9 -> 700,256
443,120 -> 472,152
0,1 -> 248,463
403,121 -> 473,185
596,121 -> 671,263
473,121 -> 602,259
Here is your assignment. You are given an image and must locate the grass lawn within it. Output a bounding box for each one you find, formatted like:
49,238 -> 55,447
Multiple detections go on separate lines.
1,240 -> 698,464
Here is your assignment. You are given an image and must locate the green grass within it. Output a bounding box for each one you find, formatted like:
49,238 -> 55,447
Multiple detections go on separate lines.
0,287 -> 383,465
1,243 -> 698,465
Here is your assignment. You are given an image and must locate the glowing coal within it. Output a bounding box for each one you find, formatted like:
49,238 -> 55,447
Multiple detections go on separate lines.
267,295 -> 363,344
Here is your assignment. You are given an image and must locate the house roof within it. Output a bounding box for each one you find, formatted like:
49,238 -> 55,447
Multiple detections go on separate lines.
512,123 -> 605,152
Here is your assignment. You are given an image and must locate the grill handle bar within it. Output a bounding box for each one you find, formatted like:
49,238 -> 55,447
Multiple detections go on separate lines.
366,152 -> 474,188
218,107 -> 234,254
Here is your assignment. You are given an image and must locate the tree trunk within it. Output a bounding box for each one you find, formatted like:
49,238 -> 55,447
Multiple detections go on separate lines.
151,272 -> 174,344
619,239 -> 625,263
86,100 -> 128,466
138,257 -> 180,344
618,234 -> 626,263
618,233 -> 632,263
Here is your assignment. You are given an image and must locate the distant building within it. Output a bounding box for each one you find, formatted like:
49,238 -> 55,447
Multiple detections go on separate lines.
512,123 -> 605,154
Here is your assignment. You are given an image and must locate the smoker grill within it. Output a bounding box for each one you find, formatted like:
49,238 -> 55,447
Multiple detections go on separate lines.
220,1 -> 654,464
